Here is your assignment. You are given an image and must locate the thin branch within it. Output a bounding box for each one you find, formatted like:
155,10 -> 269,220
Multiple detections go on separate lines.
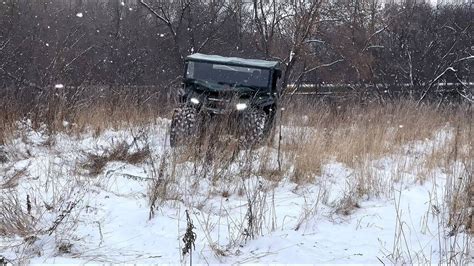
139,0 -> 171,25
361,9 -> 406,52
417,67 -> 456,106
454,55 -> 474,63
302,59 -> 344,74
197,37 -> 210,53
304,39 -> 325,44
62,46 -> 95,72
0,39 -> 10,51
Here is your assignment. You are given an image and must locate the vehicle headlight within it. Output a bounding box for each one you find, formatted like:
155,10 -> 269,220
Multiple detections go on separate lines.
190,97 -> 200,104
236,103 -> 248,111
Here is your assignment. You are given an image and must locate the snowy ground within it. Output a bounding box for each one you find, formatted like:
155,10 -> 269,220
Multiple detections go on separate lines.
0,118 -> 471,264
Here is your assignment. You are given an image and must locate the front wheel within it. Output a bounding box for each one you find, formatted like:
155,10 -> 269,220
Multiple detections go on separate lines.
170,106 -> 199,147
238,109 -> 267,149
0,146 -> 7,163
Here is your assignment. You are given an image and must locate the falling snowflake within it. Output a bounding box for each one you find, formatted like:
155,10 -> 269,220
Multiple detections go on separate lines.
55,84 -> 64,89
76,12 -> 83,18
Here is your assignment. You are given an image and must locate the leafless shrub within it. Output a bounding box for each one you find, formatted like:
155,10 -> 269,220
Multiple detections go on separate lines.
241,176 -> 269,242
295,187 -> 325,230
148,152 -> 174,219
182,210 -> 197,263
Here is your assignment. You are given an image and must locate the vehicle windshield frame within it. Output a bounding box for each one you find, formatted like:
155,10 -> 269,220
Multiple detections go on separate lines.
185,60 -> 272,90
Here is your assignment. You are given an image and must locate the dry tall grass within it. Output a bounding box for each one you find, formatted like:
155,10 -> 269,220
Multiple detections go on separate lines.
0,86 -> 171,142
282,99 -> 471,184
1,89 -> 472,263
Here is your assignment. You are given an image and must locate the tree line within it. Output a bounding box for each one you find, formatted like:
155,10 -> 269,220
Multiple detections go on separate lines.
0,0 -> 472,99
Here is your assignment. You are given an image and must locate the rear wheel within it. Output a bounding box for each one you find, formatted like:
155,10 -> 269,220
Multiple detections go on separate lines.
170,106 -> 199,147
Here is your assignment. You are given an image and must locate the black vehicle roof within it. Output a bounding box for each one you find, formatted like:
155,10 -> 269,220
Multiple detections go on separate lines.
186,53 -> 280,70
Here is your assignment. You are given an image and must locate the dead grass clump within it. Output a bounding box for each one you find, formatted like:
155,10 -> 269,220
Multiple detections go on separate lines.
57,241 -> 73,254
83,141 -> 150,176
353,163 -> 386,198
331,166 -> 381,217
333,192 -> 361,216
0,191 -> 35,238
256,147 -> 284,182
290,139 -> 325,184
83,154 -> 108,176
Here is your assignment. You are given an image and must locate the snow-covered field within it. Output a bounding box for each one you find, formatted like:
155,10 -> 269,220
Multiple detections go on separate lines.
0,117 -> 472,264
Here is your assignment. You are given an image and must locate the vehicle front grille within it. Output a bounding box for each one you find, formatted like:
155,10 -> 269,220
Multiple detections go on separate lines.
205,92 -> 236,113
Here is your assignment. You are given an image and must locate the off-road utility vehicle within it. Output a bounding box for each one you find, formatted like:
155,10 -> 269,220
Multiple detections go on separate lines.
170,53 -> 282,147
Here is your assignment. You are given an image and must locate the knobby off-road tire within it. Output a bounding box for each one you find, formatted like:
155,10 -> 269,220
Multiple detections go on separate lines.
239,109 -> 267,149
170,106 -> 199,147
